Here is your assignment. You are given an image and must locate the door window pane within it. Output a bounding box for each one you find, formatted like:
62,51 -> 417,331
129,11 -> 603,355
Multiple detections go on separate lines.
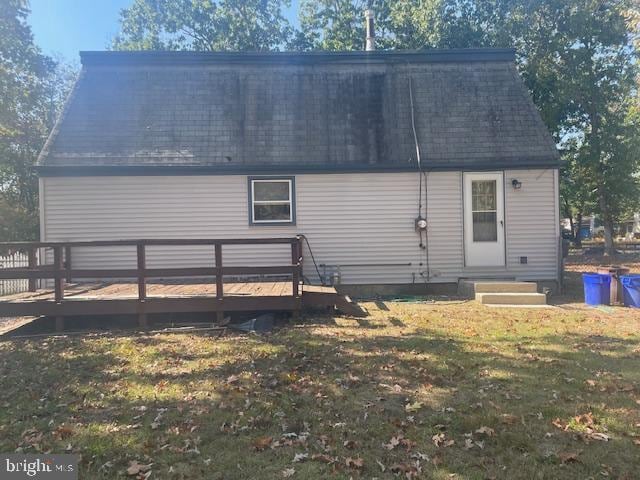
472,212 -> 498,241
472,180 -> 496,211
471,179 -> 498,242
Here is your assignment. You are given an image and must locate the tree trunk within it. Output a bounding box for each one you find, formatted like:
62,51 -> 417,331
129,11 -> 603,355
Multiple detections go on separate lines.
574,212 -> 582,248
598,187 -> 615,257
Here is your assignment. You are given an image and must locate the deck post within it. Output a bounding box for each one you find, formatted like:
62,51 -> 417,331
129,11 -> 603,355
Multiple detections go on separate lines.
215,243 -> 223,299
53,246 -> 64,332
137,243 -> 147,328
53,246 -> 64,302
27,247 -> 37,292
215,243 -> 224,322
64,245 -> 72,283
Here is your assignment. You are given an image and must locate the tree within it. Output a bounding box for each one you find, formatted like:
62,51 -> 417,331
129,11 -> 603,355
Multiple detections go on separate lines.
548,0 -> 638,255
113,0 -> 293,51
559,138 -> 597,247
0,0 -> 75,241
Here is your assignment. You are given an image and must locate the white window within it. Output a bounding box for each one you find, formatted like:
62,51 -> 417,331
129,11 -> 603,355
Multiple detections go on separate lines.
249,177 -> 295,225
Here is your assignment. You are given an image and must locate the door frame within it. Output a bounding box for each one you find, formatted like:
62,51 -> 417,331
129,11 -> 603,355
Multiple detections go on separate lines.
462,171 -> 506,268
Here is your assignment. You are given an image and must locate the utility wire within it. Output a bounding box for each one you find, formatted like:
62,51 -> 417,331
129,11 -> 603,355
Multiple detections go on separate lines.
298,234 -> 324,285
409,74 -> 430,281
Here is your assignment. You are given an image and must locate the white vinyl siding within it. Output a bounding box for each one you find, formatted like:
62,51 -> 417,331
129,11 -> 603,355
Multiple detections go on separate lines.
40,170 -> 559,285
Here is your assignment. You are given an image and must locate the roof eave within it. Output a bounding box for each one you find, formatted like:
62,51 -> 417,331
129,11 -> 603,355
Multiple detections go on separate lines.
36,158 -> 560,177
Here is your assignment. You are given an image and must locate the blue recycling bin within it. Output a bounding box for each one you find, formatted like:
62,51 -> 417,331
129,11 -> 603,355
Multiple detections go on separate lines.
620,275 -> 640,308
582,273 -> 611,305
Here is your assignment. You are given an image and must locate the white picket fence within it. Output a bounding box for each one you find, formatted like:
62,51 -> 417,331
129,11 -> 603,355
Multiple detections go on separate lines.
0,252 -> 30,296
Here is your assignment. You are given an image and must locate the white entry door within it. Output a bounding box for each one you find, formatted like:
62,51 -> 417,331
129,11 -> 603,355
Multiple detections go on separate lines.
463,172 -> 505,267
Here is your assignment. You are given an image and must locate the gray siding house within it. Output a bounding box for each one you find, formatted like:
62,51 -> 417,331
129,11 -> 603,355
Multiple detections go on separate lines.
36,49 -> 560,293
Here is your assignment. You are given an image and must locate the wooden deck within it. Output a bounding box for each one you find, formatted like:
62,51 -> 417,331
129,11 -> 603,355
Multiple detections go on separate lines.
4,281 -> 299,301
0,237 -> 365,331
0,281 -> 358,326
1,281 -> 340,304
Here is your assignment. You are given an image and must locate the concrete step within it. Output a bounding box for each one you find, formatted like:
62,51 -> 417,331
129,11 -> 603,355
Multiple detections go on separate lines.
476,292 -> 547,305
473,281 -> 538,294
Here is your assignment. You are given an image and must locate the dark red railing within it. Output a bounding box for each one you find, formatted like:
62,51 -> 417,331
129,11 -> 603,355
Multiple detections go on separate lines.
0,237 -> 303,327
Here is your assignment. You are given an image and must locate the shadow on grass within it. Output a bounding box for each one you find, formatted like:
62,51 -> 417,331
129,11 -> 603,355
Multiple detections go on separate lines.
0,314 -> 638,480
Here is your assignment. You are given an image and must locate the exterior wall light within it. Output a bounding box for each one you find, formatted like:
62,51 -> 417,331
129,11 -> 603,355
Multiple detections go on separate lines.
511,178 -> 522,190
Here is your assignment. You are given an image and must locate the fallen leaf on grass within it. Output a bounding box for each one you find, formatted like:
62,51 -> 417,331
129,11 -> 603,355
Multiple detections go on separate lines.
390,461 -> 421,479
464,438 -> 484,450
411,452 -> 429,461
252,436 -> 273,451
345,457 -> 364,470
432,433 -> 454,448
126,461 -> 152,476
282,467 -> 295,478
383,436 -> 401,450
475,426 -> 495,436
53,424 -> 74,440
558,452 -> 580,464
384,434 -> 417,451
405,401 -> 423,413
500,414 -> 519,425
586,432 -> 610,442
293,453 -> 308,462
574,412 -> 596,427
311,454 -> 337,464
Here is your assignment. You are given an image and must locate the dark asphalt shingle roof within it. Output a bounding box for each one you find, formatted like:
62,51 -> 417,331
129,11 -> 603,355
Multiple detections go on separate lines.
38,49 -> 559,173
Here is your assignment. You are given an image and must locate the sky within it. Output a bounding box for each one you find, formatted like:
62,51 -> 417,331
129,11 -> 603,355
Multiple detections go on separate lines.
28,0 -> 300,63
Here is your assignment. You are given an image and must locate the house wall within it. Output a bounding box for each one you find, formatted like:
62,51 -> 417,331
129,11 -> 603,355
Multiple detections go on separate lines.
39,169 -> 559,286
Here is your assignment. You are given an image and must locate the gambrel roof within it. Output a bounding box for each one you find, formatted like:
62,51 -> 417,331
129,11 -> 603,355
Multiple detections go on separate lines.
37,49 -> 559,175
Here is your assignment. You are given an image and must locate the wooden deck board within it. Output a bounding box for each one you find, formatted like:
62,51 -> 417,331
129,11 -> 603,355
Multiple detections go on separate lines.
0,281 -> 345,321
0,281 -> 325,303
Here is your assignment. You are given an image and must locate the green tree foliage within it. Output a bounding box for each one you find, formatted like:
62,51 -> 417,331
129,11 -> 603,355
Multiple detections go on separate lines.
0,0 -> 75,241
113,0 -> 293,51
535,0 -> 639,253
294,0 -> 397,50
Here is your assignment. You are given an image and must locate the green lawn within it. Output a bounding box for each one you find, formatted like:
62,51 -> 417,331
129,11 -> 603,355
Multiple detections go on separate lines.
1,298 -> 639,479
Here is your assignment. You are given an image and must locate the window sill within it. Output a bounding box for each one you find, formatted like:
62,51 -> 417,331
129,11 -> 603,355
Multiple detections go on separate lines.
249,222 -> 297,227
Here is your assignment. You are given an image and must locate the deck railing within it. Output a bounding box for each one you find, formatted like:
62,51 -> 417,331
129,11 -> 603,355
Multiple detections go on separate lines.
0,237 -> 304,328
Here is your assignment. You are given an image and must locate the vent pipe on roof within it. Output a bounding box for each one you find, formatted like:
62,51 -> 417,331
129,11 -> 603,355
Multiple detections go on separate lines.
365,9 -> 375,51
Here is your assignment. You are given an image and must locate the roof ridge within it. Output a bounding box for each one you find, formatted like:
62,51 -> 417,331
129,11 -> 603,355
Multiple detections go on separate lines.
80,48 -> 516,66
